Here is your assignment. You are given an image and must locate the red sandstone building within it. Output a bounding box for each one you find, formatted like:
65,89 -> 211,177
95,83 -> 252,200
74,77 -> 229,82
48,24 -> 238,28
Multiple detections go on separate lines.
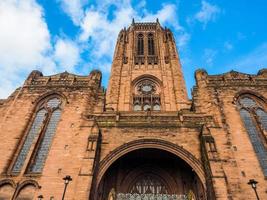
0,21 -> 266,200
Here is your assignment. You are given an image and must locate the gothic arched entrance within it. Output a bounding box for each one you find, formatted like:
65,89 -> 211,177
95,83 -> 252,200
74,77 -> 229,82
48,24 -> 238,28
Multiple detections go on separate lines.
94,140 -> 206,200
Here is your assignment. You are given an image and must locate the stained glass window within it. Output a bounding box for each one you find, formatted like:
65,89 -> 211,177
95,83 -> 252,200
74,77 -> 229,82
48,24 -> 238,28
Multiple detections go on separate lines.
130,175 -> 168,194
47,98 -> 61,108
143,104 -> 151,111
11,97 -> 62,174
29,109 -> 61,173
238,96 -> 267,176
132,79 -> 161,111
12,109 -> 47,173
117,175 -> 187,200
153,104 -> 161,111
133,104 -> 142,111
239,97 -> 257,107
256,109 -> 267,131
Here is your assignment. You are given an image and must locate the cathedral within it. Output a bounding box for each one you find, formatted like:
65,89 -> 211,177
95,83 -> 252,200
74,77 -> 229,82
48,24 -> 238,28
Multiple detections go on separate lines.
0,20 -> 266,200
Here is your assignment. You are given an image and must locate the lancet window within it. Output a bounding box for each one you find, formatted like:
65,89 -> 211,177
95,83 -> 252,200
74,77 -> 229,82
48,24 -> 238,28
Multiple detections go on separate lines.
148,33 -> 155,55
137,33 -> 144,55
11,96 -> 62,174
133,79 -> 161,111
237,95 -> 267,176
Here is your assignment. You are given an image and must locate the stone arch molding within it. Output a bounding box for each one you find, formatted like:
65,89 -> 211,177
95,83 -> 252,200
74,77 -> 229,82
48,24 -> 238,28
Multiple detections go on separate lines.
132,74 -> 162,87
233,90 -> 267,104
96,139 -> 206,188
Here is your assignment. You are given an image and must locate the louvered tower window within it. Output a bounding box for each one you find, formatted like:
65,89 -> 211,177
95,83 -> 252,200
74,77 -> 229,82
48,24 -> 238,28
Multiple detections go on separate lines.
148,33 -> 155,55
238,96 -> 267,176
11,97 -> 62,174
137,33 -> 144,55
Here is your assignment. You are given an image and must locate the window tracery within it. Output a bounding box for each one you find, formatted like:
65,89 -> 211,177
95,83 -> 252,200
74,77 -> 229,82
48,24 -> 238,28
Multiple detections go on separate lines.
130,175 -> 168,194
237,95 -> 267,176
133,79 -> 161,111
134,32 -> 158,65
11,96 -> 62,174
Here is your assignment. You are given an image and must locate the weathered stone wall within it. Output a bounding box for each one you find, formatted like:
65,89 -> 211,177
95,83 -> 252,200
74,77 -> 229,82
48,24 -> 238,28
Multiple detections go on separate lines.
193,69 -> 267,199
0,20 -> 266,200
0,70 -> 103,200
106,21 -> 190,112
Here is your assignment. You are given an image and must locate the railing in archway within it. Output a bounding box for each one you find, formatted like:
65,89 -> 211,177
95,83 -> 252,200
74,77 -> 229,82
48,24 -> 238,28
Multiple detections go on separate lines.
116,193 -> 188,200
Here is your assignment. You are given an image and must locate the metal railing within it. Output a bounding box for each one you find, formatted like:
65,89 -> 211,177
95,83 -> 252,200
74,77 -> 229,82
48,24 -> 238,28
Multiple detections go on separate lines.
116,193 -> 188,200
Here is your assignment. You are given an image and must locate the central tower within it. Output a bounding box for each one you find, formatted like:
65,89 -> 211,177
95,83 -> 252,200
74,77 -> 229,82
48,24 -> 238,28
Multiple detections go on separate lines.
106,19 -> 189,112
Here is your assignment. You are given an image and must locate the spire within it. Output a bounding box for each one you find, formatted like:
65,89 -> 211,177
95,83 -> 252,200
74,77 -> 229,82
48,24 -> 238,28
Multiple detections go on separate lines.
132,18 -> 135,25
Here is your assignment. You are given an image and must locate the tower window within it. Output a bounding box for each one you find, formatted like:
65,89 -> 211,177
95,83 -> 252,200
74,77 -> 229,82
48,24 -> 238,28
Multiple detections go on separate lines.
148,33 -> 155,55
137,33 -> 144,55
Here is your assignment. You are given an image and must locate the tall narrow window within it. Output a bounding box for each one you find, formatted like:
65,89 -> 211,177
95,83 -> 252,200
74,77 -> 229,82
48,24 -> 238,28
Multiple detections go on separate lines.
11,97 -> 62,174
137,34 -> 144,55
238,96 -> 267,176
148,33 -> 155,55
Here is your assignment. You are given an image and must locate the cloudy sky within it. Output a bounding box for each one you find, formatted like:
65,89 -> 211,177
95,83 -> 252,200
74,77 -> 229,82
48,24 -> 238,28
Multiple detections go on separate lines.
0,0 -> 266,98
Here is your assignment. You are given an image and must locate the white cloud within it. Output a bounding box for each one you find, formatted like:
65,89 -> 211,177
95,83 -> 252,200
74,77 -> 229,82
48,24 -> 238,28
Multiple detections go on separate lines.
0,0 -> 191,98
54,38 -> 80,71
195,1 -> 221,28
0,0 -> 53,98
78,2 -> 188,73
0,0 -> 51,70
203,48 -> 217,66
57,0 -> 86,25
0,0 -> 83,98
230,43 -> 267,71
237,32 -> 246,41
224,41 -> 233,51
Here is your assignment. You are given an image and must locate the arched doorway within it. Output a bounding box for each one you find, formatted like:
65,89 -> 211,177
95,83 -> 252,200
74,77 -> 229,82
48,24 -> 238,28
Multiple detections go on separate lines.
96,148 -> 206,200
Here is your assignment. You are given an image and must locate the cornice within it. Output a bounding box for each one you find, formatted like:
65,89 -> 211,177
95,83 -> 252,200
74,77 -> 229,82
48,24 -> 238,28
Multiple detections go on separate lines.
84,111 -> 216,128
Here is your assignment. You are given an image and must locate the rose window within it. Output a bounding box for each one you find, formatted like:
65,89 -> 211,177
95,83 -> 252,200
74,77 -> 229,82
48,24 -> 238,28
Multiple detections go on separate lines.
133,79 -> 161,111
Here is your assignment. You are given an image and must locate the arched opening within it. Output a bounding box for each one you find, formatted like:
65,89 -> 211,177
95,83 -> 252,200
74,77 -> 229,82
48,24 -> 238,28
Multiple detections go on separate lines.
0,183 -> 15,200
15,184 -> 37,200
96,148 -> 205,200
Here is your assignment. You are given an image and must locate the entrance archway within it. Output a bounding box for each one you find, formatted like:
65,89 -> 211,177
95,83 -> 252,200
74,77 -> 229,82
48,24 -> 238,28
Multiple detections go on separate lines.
94,139 -> 206,200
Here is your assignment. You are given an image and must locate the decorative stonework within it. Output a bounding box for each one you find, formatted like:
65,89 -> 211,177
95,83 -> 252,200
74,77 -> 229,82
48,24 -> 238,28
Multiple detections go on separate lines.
0,20 -> 266,200
85,111 -> 216,128
95,138 -> 206,190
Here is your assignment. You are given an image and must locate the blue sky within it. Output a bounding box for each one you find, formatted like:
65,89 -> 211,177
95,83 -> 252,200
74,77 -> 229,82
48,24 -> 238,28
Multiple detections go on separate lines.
0,0 -> 266,98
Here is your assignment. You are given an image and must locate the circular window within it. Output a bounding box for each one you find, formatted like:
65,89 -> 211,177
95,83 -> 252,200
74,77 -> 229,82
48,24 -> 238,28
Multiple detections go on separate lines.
141,84 -> 152,93
137,80 -> 155,95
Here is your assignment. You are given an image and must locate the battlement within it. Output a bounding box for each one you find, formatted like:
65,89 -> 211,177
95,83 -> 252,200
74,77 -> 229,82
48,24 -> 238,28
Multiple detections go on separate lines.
23,70 -> 102,89
130,19 -> 161,30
